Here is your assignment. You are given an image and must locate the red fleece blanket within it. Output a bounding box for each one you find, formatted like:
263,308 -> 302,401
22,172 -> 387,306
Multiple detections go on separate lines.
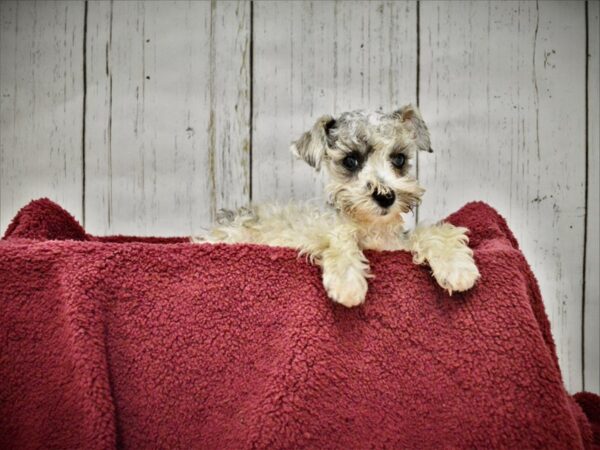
1,199 -> 598,449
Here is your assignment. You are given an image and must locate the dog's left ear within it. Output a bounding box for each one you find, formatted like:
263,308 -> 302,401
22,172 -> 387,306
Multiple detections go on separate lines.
291,115 -> 337,171
393,105 -> 433,153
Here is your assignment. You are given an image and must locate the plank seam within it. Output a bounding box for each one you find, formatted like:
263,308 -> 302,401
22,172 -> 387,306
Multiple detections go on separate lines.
416,0 -> 420,109
249,0 -> 254,204
582,0 -> 589,391
416,0 -> 420,224
533,1 -> 541,160
81,0 -> 88,227
107,0 -> 114,228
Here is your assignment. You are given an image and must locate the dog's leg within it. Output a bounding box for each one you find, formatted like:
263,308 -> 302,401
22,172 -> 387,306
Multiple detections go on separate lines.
408,223 -> 480,294
319,224 -> 370,307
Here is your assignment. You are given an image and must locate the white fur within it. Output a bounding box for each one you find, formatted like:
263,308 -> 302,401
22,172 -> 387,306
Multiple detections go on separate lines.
192,203 -> 479,306
192,106 -> 480,307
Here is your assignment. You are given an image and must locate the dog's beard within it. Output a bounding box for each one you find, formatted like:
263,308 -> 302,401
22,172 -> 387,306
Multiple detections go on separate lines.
327,179 -> 424,225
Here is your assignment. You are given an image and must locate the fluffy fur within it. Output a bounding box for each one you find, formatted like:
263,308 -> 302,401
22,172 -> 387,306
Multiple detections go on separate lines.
193,105 -> 480,307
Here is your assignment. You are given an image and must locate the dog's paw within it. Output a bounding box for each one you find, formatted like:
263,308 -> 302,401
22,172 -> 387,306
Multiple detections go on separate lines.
430,251 -> 480,295
322,265 -> 368,307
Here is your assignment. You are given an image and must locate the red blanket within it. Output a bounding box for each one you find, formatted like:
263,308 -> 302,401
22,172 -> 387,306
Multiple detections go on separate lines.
1,199 -> 598,449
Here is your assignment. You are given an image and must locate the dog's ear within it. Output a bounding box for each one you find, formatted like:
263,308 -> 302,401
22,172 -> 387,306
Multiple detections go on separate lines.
291,115 -> 337,170
393,105 -> 433,153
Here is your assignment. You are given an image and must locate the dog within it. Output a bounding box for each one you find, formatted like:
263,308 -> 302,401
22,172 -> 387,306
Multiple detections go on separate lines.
192,105 -> 480,307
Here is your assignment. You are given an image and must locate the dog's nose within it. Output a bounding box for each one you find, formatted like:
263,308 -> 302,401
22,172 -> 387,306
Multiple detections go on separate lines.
372,190 -> 395,208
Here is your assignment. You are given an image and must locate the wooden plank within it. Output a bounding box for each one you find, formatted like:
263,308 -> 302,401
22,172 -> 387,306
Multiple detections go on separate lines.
419,1 -> 587,391
0,1 -> 84,233
85,0 -> 250,236
585,0 -> 599,395
252,1 -> 418,227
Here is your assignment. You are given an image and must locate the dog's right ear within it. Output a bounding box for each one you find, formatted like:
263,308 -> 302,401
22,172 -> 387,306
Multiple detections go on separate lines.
392,105 -> 433,153
291,115 -> 337,171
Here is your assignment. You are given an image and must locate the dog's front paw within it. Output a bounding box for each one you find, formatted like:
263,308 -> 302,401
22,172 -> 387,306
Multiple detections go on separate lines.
430,252 -> 480,295
322,265 -> 368,307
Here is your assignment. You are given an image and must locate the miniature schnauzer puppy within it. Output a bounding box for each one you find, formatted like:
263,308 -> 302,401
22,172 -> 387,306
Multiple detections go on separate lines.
193,105 -> 479,307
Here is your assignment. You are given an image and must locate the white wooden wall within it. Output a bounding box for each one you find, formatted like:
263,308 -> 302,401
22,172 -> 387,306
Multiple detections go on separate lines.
0,1 -> 598,394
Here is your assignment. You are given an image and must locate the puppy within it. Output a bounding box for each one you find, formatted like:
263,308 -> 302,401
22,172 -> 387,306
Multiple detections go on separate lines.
192,105 -> 479,307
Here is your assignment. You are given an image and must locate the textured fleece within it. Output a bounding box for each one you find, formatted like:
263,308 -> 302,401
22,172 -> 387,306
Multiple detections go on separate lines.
1,198 -> 598,449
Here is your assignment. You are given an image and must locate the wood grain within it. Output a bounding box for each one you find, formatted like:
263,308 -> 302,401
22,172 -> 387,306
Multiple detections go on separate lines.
585,0 -> 599,394
85,0 -> 250,236
252,1 -> 418,227
0,1 -> 84,232
419,1 -> 587,391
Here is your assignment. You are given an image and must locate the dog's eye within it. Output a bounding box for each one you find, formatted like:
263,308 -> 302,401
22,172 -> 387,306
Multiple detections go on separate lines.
391,154 -> 406,168
342,155 -> 360,171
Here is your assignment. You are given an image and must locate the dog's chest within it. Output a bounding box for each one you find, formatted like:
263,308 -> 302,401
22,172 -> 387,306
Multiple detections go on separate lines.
359,231 -> 408,252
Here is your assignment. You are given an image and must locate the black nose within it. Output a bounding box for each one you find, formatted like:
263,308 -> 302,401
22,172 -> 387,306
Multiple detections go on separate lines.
372,190 -> 395,208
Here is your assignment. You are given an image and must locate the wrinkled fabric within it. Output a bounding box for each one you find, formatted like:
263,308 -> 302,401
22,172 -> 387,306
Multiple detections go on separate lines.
1,198 -> 598,449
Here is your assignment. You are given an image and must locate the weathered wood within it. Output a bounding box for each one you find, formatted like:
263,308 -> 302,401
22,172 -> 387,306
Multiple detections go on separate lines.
585,0 -> 599,394
252,1 -> 418,227
85,0 -> 250,236
419,1 -> 587,391
0,1 -> 84,233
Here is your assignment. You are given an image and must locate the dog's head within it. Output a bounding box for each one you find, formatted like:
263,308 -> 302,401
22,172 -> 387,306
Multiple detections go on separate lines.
291,105 -> 432,225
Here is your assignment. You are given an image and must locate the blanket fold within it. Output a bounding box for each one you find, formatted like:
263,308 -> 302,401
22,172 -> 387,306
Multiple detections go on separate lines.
1,198 -> 598,449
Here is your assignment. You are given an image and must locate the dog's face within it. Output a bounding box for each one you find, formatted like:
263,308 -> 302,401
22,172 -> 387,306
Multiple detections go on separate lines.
291,105 -> 432,225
